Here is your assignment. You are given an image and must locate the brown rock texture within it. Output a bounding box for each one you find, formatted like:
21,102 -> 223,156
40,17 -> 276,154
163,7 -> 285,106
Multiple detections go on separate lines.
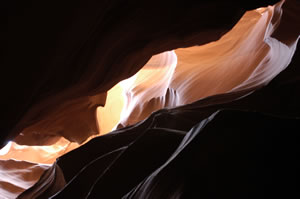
2,0 -> 300,198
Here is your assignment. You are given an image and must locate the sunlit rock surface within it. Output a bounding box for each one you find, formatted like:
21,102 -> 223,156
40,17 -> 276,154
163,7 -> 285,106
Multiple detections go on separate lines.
0,160 -> 49,199
100,1 -> 298,129
0,138 -> 78,164
2,0 -> 299,198
3,0 -> 281,147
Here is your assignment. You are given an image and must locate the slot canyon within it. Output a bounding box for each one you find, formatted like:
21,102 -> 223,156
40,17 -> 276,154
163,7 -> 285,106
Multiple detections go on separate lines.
3,0 -> 300,198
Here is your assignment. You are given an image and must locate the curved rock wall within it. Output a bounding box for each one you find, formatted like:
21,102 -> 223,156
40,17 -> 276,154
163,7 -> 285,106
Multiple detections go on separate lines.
3,0 -> 281,147
2,0 -> 300,198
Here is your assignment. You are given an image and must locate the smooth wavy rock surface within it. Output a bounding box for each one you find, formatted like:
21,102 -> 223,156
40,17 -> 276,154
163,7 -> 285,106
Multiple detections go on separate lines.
0,160 -> 49,199
0,138 -> 78,164
16,0 -> 300,198
2,0 -> 299,198
20,42 -> 300,198
3,0 -> 280,147
100,1 -> 298,130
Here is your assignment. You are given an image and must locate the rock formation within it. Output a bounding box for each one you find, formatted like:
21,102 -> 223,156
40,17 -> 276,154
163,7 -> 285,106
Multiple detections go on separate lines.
2,0 -> 299,198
